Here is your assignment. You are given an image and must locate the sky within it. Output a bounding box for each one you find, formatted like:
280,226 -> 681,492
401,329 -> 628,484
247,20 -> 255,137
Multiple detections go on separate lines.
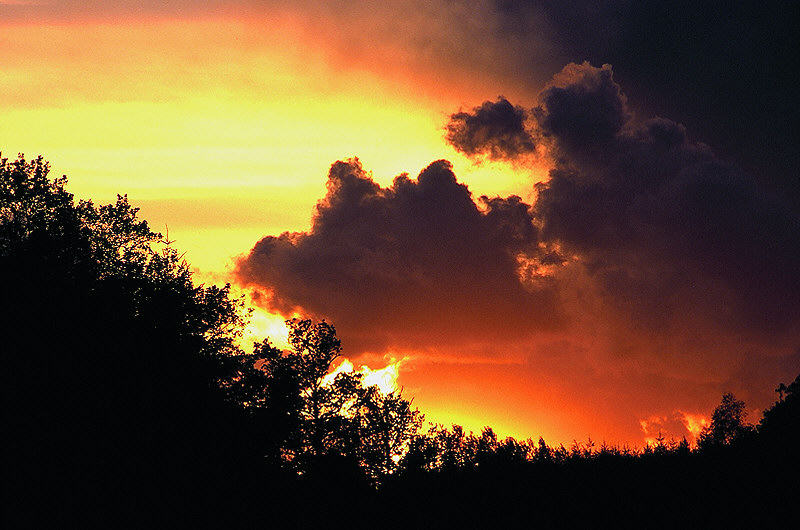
2,0 -> 798,446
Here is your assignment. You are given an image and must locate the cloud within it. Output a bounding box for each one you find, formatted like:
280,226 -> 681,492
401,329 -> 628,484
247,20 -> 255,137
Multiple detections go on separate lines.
440,61 -> 800,350
445,97 -> 536,161
531,62 -> 800,344
236,158 -> 563,353
534,63 -> 630,158
499,0 -> 800,209
238,61 -> 799,379
236,59 -> 798,442
7,0 -> 796,444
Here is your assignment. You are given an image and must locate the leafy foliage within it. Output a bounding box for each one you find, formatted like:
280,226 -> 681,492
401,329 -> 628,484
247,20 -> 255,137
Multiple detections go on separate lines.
3,153 -> 255,517
698,392 -> 753,449
225,318 -> 422,482
353,385 -> 424,479
757,374 -> 800,458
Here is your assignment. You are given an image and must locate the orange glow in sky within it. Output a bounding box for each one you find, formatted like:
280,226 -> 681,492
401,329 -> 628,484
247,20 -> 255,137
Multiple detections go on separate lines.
1,17 -> 536,272
3,4 -> 795,448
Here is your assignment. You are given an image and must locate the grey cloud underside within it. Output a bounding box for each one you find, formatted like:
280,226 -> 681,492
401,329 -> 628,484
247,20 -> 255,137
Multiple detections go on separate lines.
491,0 -> 799,209
236,159 -> 563,351
453,62 -> 800,340
238,61 -> 799,356
446,97 -> 536,160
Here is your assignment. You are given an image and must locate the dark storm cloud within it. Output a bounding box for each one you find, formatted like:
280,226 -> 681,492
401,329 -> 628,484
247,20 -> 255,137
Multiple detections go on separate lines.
236,159 -> 562,352
534,63 -> 629,157
531,62 -> 800,340
238,62 -> 799,357
445,97 -> 536,161
490,0 -> 800,209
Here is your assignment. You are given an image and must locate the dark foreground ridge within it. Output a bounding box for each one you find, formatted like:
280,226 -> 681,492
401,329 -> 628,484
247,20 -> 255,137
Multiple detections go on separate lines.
4,154 -> 797,526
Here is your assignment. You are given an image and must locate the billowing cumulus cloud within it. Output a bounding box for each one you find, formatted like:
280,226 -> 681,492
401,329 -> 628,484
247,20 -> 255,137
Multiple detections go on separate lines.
534,63 -> 629,159
236,159 -> 563,353
445,97 -> 536,161
437,63 -> 800,429
438,62 -> 800,350
486,1 -> 799,209
238,61 -> 799,442
531,62 -> 800,345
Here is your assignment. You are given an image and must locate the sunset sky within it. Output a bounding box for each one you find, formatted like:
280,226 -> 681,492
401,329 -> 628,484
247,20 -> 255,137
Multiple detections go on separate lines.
2,0 -> 798,446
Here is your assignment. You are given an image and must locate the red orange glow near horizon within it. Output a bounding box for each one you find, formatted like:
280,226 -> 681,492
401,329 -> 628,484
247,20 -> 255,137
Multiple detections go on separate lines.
2,4 -> 794,449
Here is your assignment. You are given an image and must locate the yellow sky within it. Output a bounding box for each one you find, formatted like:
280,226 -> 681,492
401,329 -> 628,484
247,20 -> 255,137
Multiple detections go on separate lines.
2,18 -> 534,269
2,17 -> 554,440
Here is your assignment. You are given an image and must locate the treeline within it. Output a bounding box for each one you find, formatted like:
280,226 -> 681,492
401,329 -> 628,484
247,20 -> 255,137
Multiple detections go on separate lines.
389,382 -> 798,526
3,154 -> 796,525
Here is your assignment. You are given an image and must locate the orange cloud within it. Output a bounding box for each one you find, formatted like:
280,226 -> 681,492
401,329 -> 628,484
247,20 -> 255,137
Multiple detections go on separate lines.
235,63 -> 799,446
639,411 -> 710,446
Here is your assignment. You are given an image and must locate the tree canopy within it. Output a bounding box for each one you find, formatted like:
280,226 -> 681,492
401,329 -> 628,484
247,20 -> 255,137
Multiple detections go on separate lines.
3,154 -> 257,518
224,318 -> 423,483
698,392 -> 753,449
3,153 -> 423,506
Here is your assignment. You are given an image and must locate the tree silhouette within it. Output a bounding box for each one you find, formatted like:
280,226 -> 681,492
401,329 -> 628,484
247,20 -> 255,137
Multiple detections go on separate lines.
282,318 -> 364,471
775,382 -> 788,402
698,392 -> 753,449
355,385 -> 424,480
226,318 -> 422,483
2,154 -> 257,519
759,374 -> 800,445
